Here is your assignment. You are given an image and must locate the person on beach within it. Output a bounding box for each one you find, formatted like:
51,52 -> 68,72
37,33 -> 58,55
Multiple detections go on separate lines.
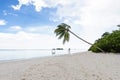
52,48 -> 56,55
68,48 -> 71,54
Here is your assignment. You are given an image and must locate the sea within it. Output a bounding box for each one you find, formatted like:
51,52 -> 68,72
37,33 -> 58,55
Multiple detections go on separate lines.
0,49 -> 82,61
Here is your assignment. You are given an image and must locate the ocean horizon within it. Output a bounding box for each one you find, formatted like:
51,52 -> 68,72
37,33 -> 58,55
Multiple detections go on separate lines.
0,49 -> 82,61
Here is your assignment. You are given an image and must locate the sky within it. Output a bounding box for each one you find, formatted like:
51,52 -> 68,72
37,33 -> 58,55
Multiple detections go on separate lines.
0,0 -> 120,51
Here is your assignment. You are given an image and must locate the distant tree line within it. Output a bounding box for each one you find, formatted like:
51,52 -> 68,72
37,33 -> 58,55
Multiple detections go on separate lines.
89,29 -> 120,53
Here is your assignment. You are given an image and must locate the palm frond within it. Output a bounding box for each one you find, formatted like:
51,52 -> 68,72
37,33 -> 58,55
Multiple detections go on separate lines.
58,32 -> 65,39
54,23 -> 71,44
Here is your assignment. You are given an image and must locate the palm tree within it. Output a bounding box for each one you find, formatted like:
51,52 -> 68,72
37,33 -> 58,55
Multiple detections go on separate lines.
54,23 -> 71,44
54,23 -> 105,53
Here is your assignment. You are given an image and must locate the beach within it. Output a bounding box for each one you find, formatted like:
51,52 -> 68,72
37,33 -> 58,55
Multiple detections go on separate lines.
0,51 -> 120,80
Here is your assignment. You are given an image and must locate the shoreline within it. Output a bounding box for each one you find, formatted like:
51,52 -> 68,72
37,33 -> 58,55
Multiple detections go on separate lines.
0,49 -> 82,61
0,51 -> 85,63
0,51 -> 120,80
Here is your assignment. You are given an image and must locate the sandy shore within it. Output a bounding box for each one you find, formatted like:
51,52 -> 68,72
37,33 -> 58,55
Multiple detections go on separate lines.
0,51 -> 120,80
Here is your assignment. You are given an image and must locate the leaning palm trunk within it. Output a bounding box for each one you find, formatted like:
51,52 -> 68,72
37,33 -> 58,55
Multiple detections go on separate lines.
68,30 -> 105,53
54,23 -> 105,53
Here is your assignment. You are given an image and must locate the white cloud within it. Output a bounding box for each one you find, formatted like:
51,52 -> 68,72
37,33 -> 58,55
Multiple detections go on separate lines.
79,0 -> 120,42
11,0 -> 31,10
49,0 -> 120,41
0,31 -> 86,50
9,26 -> 22,31
10,0 -> 120,51
24,25 -> 55,35
3,10 -> 7,15
11,0 -> 47,12
0,20 -> 7,26
32,0 -> 47,12
11,5 -> 21,10
3,10 -> 18,16
80,0 -> 120,27
0,31 -> 55,49
11,0 -> 80,12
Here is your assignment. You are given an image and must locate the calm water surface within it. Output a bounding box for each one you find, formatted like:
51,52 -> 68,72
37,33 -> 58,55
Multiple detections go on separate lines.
0,49 -> 82,61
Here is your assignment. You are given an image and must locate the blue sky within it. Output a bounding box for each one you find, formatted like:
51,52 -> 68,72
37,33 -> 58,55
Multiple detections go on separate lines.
0,0 -> 120,50
0,0 -> 57,33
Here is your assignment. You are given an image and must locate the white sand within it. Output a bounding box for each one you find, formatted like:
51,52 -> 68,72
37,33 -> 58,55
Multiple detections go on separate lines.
0,51 -> 120,80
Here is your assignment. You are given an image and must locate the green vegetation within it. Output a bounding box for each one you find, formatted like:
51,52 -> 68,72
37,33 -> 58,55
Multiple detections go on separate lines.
89,30 -> 120,53
54,23 -> 104,52
54,23 -> 71,44
54,23 -> 120,53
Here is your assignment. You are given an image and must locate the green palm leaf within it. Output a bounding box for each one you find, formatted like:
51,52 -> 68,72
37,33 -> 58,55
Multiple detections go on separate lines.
54,23 -> 105,52
54,23 -> 71,44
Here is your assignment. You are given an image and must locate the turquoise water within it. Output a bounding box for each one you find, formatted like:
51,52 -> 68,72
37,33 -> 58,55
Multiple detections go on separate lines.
0,49 -> 81,61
